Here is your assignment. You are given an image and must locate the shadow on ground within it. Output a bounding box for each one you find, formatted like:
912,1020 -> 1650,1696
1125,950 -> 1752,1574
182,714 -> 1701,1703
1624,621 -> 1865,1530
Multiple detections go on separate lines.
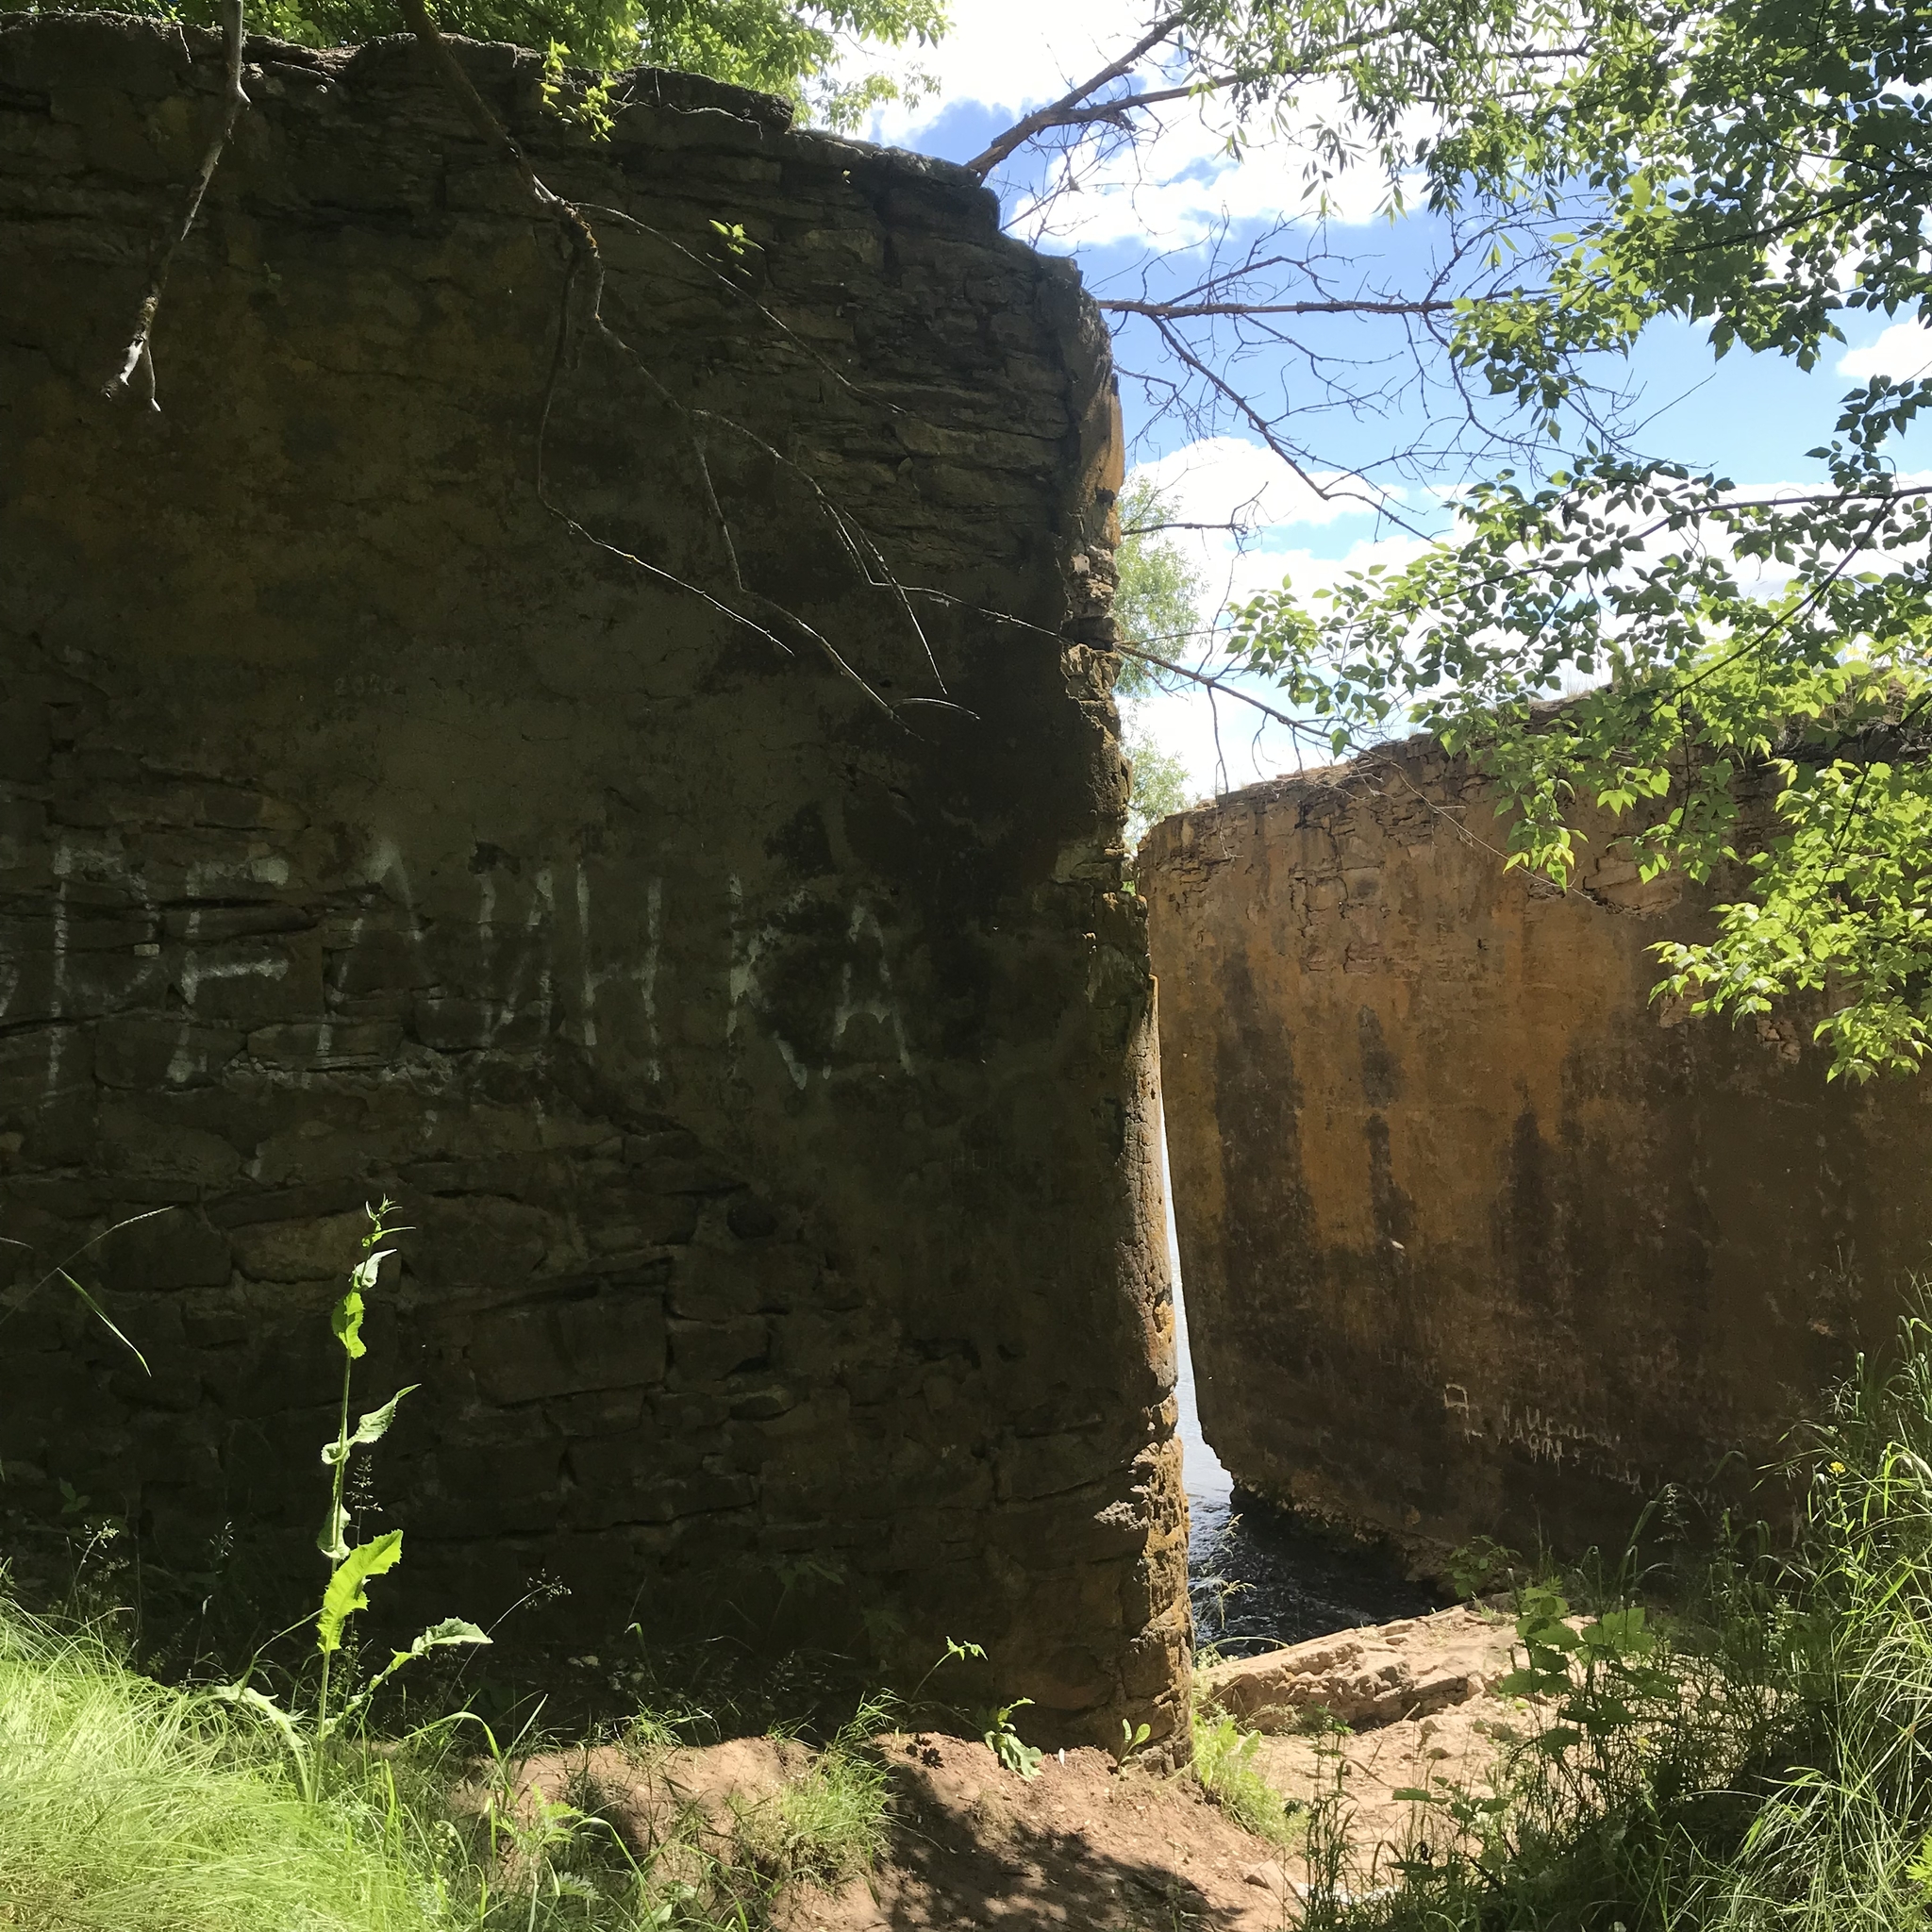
784,1734 -> 1291,1930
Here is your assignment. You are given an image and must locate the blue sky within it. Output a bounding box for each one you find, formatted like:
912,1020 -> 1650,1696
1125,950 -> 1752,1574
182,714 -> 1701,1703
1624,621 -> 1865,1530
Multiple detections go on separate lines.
845,5 -> 1932,796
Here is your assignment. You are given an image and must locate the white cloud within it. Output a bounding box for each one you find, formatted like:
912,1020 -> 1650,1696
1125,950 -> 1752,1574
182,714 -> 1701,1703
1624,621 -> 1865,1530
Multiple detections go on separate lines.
1119,460 -> 1932,807
1123,438 -> 1425,639
854,9 -> 1423,249
1838,321 -> 1932,380
1132,436 -> 1399,533
1108,438 -> 1435,800
1227,530 -> 1435,606
1002,92 -> 1424,251
858,0 -> 1124,137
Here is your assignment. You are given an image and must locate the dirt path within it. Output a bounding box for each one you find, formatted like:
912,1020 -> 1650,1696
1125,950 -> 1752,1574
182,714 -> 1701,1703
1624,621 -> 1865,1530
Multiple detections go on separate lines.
789,1735 -> 1294,1931
513,1730 -> 1299,1929
1199,1602 -> 1533,1874
507,1604 -> 1538,1927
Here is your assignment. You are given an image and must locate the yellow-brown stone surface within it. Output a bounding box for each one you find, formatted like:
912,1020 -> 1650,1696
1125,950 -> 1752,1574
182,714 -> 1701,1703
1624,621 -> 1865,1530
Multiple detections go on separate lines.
1142,738 -> 1932,1563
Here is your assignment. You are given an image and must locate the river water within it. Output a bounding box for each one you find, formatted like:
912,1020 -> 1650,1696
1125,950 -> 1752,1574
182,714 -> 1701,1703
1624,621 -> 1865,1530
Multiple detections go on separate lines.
1164,1131 -> 1438,1656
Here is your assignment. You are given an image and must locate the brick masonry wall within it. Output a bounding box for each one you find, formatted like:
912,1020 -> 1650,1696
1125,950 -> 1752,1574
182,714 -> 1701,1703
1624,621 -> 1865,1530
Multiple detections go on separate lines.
1143,740 -> 1932,1568
0,15 -> 1190,1748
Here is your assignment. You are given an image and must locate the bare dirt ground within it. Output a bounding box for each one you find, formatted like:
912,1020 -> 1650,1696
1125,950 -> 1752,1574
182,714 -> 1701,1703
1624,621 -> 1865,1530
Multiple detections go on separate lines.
514,1731 -> 1298,1930
1201,1602 -> 1537,1873
788,1734 -> 1297,1932
507,1605 -> 1537,1928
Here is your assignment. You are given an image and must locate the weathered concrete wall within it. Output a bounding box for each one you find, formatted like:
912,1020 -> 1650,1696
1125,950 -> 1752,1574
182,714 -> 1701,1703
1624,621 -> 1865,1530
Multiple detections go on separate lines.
0,15 -> 1190,1746
1143,739 -> 1932,1567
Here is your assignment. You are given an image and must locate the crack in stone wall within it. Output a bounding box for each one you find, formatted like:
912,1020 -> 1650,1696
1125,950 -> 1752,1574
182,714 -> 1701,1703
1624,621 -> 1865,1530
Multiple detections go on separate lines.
1143,737 -> 1932,1569
0,14 -> 1190,1748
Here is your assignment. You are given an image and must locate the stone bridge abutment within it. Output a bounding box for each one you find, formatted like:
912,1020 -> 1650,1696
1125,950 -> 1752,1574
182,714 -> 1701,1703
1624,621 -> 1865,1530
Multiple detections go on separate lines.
0,14 -> 1189,1748
1144,741 -> 1932,1569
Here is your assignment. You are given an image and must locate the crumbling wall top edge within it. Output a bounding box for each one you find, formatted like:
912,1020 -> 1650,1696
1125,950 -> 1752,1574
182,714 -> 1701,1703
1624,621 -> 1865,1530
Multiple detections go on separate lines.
1135,728 -> 1456,871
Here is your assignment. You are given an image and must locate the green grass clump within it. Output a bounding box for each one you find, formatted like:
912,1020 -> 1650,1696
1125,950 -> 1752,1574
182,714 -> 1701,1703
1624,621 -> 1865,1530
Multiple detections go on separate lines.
1191,1703 -> 1304,1850
1301,1300 -> 1932,1930
0,1601 -> 440,1932
698,1702 -> 892,1904
771,1733 -> 891,1885
0,1591 -> 901,1932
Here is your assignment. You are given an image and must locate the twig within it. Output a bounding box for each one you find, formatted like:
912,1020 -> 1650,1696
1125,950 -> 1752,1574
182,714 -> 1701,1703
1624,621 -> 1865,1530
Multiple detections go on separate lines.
397,1 -> 921,718
963,8 -> 1192,179
1142,311 -> 1426,535
902,580 -> 1333,754
1100,296 -> 1457,320
104,0 -> 249,408
575,200 -> 911,421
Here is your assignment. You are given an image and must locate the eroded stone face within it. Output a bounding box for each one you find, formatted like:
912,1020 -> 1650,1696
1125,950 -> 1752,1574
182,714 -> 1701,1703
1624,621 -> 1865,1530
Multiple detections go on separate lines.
0,15 -> 1189,1747
1143,741 -> 1932,1567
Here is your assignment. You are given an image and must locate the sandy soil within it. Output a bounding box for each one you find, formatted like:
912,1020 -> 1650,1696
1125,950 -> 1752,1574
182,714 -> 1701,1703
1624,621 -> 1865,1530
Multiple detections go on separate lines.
787,1733 -> 1297,1931
499,1604 -> 1543,1927
509,1730 -> 1299,1929
1201,1602 -> 1541,1874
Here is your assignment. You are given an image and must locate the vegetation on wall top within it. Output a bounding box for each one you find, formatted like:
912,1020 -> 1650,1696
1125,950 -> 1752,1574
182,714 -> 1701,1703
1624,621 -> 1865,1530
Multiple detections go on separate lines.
0,0 -> 946,121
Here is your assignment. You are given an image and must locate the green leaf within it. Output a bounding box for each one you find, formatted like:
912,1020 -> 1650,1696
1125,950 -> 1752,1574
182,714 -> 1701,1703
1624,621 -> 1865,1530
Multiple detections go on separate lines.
59,1270 -> 148,1375
322,1386 -> 420,1467
210,1682 -> 308,1775
317,1529 -> 404,1656
1497,1667 -> 1559,1697
410,1615 -> 490,1652
375,1616 -> 491,1684
989,1728 -> 1044,1780
316,1497 -> 351,1563
330,1288 -> 366,1361
1585,1607 -> 1656,1657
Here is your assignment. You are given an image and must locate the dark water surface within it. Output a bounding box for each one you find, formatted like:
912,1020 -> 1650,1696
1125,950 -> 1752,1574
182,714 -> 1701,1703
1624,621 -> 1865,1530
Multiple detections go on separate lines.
1174,1286 -> 1439,1654
1165,1134 -> 1438,1653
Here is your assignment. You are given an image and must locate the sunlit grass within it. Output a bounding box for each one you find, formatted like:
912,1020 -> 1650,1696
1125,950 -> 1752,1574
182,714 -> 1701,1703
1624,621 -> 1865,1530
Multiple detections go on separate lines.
0,1603 -> 440,1932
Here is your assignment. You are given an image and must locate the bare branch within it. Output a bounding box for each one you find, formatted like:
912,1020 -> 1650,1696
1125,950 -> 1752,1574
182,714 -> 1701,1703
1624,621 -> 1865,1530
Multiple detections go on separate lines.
1100,296 -> 1457,320
1141,309 -> 1426,531
901,582 -> 1331,758
105,0 -> 249,408
397,0 -> 565,214
963,8 -> 1192,179
393,0 -> 932,720
1124,519 -> 1266,535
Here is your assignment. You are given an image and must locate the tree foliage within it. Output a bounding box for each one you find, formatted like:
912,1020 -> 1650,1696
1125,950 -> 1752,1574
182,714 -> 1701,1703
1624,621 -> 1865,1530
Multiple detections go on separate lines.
1,0 -> 945,118
1124,727 -> 1193,857
1110,476 -> 1206,854
1219,0 -> 1932,1079
1113,476 -> 1209,701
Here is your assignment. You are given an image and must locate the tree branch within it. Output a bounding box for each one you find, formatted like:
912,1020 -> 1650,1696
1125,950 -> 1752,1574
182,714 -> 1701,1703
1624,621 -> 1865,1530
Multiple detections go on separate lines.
105,0 -> 249,408
1100,295 -> 1457,320
1142,310 -> 1425,532
962,8 -> 1192,179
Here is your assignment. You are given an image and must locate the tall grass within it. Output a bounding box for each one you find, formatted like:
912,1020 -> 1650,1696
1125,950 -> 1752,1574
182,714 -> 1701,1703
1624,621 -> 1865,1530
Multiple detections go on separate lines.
1303,1305 -> 1932,1930
1699,1308 -> 1932,1930
1191,1701 -> 1307,1851
0,1601 -> 441,1932
0,1591 -> 901,1931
